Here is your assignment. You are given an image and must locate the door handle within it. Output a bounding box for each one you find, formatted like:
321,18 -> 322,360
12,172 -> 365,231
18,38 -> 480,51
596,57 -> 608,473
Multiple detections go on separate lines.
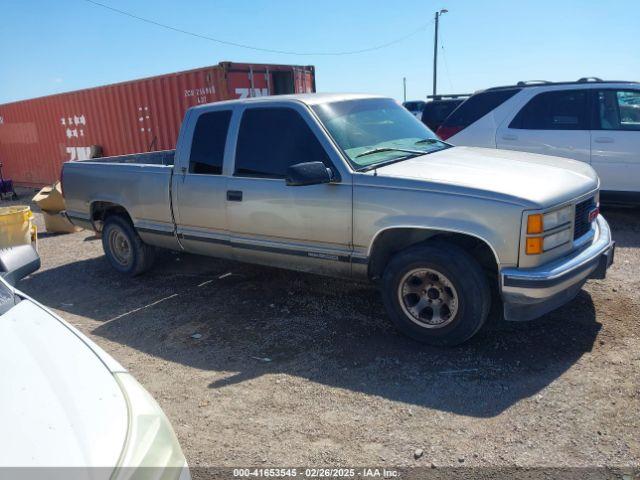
501,133 -> 518,141
227,190 -> 243,202
594,137 -> 614,144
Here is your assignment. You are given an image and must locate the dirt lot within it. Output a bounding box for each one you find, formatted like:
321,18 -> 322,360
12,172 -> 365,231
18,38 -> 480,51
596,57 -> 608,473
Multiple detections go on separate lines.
9,191 -> 640,471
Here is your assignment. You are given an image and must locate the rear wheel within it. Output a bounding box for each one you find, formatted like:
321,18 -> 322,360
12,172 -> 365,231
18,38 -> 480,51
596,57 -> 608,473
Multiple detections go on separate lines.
381,242 -> 490,346
102,215 -> 155,276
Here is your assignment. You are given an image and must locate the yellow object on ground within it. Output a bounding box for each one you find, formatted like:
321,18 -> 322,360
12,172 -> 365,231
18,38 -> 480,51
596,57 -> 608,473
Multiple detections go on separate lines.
0,206 -> 35,249
42,211 -> 81,234
32,182 -> 65,212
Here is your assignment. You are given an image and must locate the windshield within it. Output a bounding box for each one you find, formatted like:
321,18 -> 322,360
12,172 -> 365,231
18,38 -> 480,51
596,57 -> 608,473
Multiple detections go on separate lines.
312,98 -> 448,170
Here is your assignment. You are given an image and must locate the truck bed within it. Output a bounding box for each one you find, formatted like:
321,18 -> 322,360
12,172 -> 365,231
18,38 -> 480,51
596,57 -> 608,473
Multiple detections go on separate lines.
62,153 -> 176,242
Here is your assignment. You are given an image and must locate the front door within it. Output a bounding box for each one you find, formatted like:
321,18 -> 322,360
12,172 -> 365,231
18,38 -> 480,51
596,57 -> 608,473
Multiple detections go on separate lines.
225,106 -> 353,277
590,89 -> 640,195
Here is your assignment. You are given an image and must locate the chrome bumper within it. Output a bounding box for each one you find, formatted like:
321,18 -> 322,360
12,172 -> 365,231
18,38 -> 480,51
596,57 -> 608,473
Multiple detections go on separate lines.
500,215 -> 614,321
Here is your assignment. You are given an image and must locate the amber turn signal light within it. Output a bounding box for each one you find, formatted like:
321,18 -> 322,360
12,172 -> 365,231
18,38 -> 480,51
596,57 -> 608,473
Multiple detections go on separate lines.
526,237 -> 543,255
527,214 -> 543,234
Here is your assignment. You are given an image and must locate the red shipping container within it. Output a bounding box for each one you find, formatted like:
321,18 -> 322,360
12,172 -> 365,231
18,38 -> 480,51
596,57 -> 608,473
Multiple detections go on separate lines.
0,62 -> 316,186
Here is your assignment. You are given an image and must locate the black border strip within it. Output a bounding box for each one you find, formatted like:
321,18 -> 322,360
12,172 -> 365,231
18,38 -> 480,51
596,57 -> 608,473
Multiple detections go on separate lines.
182,234 -> 229,246
138,227 -> 366,265
233,241 -> 350,263
137,227 -> 175,237
351,256 -> 369,265
503,255 -> 602,288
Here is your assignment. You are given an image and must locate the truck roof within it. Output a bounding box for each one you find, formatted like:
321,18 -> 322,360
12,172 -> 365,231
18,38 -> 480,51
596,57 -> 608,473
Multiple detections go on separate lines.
189,93 -> 385,111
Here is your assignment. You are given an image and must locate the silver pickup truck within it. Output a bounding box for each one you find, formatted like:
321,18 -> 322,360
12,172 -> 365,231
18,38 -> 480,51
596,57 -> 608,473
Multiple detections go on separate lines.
62,93 -> 615,346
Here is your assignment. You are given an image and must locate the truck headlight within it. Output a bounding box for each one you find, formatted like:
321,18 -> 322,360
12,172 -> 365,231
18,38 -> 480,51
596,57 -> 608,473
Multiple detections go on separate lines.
525,205 -> 574,255
526,226 -> 573,254
542,228 -> 573,251
527,206 -> 572,234
542,206 -> 573,231
112,373 -> 190,480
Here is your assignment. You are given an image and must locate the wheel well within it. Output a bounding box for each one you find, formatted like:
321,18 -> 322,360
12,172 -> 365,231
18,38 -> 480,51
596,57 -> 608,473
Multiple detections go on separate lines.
368,228 -> 498,281
90,202 -> 132,231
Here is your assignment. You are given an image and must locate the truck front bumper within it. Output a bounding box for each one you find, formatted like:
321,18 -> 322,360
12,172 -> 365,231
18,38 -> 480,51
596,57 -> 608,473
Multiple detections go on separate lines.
500,215 -> 614,321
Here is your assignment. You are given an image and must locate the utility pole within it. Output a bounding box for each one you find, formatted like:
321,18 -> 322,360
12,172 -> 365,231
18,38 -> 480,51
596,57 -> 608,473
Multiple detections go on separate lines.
433,9 -> 448,97
403,77 -> 407,102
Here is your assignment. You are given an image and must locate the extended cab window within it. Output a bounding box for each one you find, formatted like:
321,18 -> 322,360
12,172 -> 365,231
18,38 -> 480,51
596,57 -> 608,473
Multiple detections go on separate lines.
235,108 -> 330,178
510,90 -> 588,130
189,110 -> 232,174
595,90 -> 640,131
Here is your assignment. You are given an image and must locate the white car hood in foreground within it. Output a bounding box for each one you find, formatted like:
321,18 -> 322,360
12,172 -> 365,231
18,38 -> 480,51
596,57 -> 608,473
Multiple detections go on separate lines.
374,146 -> 598,208
0,299 -> 128,467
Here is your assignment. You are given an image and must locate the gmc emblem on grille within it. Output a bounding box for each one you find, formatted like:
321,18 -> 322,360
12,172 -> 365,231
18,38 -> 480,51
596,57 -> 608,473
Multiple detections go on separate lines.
588,206 -> 600,223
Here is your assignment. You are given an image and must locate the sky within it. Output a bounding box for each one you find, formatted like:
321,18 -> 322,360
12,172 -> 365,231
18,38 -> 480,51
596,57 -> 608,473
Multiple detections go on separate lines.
1,0 -> 639,104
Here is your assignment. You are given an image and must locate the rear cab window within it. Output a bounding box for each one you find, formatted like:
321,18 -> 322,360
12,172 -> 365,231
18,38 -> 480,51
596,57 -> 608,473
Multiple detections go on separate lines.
234,107 -> 331,178
189,110 -> 232,174
509,90 -> 589,130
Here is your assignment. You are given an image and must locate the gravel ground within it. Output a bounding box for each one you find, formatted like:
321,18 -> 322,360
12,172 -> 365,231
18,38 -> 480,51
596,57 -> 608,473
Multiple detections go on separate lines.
7,191 -> 640,472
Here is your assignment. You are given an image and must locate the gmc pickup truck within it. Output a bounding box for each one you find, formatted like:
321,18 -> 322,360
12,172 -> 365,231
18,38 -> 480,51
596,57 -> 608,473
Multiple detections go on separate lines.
62,93 -> 615,346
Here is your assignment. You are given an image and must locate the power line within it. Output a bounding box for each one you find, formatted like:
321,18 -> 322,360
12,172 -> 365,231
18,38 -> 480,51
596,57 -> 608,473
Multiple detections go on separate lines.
80,0 -> 434,56
441,45 -> 454,92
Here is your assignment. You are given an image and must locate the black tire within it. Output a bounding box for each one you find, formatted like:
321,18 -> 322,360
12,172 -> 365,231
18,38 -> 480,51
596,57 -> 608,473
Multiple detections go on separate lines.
102,215 -> 156,276
381,241 -> 490,346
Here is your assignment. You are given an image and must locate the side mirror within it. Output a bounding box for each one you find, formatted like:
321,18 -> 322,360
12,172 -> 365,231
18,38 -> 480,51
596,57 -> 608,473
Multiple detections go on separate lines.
285,162 -> 333,186
0,245 -> 41,286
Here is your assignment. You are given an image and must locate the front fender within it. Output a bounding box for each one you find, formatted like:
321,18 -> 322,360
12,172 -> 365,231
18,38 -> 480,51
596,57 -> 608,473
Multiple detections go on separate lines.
353,184 -> 524,270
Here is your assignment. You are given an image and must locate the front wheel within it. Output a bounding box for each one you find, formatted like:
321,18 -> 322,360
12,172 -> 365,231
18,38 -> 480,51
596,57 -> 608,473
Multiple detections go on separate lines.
381,241 -> 491,346
102,215 -> 155,276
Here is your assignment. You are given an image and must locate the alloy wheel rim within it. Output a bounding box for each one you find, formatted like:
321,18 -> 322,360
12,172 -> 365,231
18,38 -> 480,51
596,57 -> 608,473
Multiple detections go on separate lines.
397,268 -> 459,328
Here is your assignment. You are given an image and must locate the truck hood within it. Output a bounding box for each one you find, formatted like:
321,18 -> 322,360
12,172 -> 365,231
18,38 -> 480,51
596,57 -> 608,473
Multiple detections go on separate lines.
0,299 -> 128,468
372,146 -> 598,208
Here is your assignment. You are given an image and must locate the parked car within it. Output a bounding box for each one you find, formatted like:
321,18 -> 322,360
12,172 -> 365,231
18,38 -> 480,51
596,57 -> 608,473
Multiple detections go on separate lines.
0,245 -> 189,479
436,79 -> 640,204
402,100 -> 426,119
420,95 -> 468,132
62,93 -> 614,346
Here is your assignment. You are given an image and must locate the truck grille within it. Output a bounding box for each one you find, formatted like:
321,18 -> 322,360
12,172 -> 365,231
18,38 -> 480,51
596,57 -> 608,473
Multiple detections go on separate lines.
574,197 -> 596,240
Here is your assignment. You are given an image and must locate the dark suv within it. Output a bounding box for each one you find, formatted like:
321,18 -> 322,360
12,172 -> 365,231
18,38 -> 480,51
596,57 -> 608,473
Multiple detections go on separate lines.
421,97 -> 467,132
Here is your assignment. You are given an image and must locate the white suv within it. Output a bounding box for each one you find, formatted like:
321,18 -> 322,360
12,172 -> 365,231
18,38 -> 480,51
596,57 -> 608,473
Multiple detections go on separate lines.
437,79 -> 640,204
